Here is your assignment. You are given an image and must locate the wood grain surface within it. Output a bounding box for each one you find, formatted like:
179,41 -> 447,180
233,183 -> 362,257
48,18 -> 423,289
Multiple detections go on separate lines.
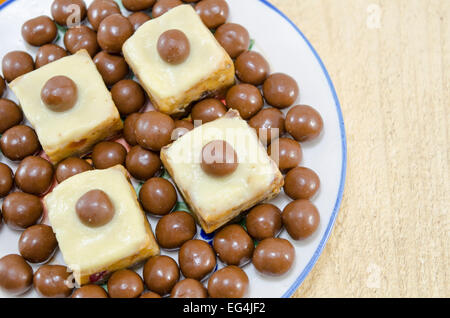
269,0 -> 449,297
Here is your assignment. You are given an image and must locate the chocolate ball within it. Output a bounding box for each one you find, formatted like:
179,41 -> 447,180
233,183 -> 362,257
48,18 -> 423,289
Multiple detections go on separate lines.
0,163 -> 13,198
263,73 -> 299,109
268,137 -> 302,171
0,99 -> 23,133
107,269 -> 144,298
64,25 -> 99,57
207,265 -> 248,298
282,199 -> 320,240
2,192 -> 43,230
252,238 -> 295,276
18,224 -> 57,263
201,140 -> 238,177
152,0 -> 183,18
34,264 -> 73,298
245,204 -> 282,241
123,113 -> 140,146
215,23 -> 250,59
140,291 -> 162,298
87,0 -> 121,31
111,79 -> 146,116
179,239 -> 216,281
72,284 -> 108,298
284,166 -> 320,200
213,224 -> 254,266
0,254 -> 33,296
157,29 -> 190,65
123,0 -> 155,11
143,255 -> 180,296
97,14 -> 133,54
249,107 -> 285,144
172,120 -> 194,140
51,0 -> 87,26
156,211 -> 196,249
171,278 -> 207,298
139,177 -> 177,216
92,141 -> 127,169
55,157 -> 93,183
135,111 -> 175,151
15,156 -> 54,196
93,51 -> 129,86
128,12 -> 151,31
191,98 -> 227,124
0,76 -> 5,97
2,51 -> 34,83
21,16 -> 57,46
35,44 -> 68,69
235,51 -> 270,86
174,119 -> 194,131
76,189 -> 115,227
0,125 -> 39,161
41,76 -> 78,112
195,0 -> 229,29
285,105 -> 323,142
126,145 -> 161,181
225,84 -> 263,119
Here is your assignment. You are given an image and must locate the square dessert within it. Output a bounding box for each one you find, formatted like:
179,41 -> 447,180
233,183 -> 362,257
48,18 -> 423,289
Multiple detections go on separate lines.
44,165 -> 159,285
161,110 -> 284,233
9,50 -> 122,164
122,5 -> 235,116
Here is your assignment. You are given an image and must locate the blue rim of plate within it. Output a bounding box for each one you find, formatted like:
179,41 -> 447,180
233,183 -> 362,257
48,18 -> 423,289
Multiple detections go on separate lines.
256,1 -> 347,298
0,0 -> 347,299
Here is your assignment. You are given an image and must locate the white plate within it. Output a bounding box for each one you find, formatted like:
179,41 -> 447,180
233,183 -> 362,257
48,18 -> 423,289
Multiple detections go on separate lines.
0,0 -> 347,298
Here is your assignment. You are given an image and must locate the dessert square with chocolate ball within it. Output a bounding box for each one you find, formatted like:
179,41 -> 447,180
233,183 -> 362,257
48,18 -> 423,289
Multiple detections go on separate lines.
9,50 -> 122,164
160,110 -> 283,233
123,0 -> 156,12
43,165 -> 159,286
122,5 -> 235,116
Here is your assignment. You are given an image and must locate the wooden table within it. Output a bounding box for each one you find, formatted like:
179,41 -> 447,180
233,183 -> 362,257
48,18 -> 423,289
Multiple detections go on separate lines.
270,0 -> 449,297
